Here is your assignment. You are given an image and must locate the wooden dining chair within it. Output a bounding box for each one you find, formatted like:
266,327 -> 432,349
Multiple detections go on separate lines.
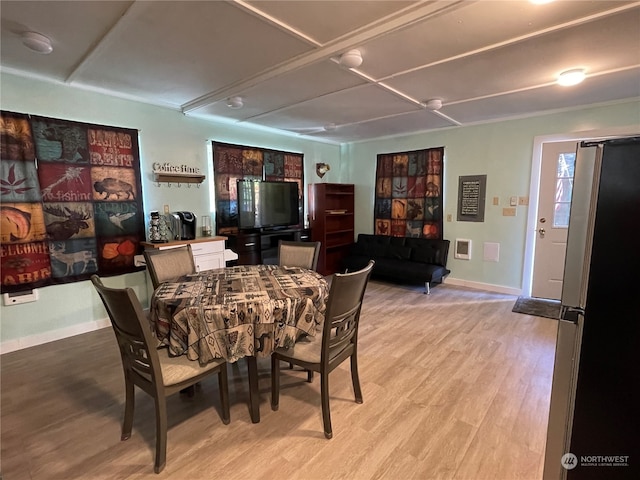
277,240 -> 322,374
91,275 -> 230,474
271,260 -> 374,439
143,245 -> 196,289
277,240 -> 321,271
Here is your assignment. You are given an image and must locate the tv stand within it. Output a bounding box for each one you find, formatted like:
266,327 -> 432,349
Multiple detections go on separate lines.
229,227 -> 311,265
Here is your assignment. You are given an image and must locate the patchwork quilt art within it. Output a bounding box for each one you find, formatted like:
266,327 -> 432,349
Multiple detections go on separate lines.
1,111 -> 145,293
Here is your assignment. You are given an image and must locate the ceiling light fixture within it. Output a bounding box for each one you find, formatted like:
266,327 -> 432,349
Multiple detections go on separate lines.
339,49 -> 363,69
557,68 -> 586,87
21,32 -> 53,54
423,99 -> 443,111
323,123 -> 336,131
226,96 -> 243,109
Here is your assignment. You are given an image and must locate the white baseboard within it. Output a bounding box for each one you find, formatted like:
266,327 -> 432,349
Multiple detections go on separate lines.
1,317 -> 111,355
445,276 -> 522,296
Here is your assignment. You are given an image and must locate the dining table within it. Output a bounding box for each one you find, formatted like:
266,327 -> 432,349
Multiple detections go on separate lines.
149,263 -> 329,422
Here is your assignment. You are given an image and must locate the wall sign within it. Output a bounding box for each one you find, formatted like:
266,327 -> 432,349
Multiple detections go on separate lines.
457,174 -> 486,222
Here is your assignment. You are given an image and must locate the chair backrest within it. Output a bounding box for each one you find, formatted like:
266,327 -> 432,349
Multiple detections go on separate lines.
321,260 -> 374,365
91,275 -> 162,386
278,240 -> 321,271
143,245 -> 196,289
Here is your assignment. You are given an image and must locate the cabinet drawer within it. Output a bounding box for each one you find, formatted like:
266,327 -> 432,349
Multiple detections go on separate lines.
190,240 -> 224,255
236,234 -> 260,253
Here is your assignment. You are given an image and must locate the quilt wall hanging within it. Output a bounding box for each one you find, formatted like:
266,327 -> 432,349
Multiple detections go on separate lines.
0,111 -> 145,293
212,141 -> 304,235
374,147 -> 444,239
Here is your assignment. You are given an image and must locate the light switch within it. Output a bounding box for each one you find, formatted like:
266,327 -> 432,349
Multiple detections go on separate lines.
518,196 -> 529,206
492,196 -> 500,206
509,196 -> 517,207
446,214 -> 452,222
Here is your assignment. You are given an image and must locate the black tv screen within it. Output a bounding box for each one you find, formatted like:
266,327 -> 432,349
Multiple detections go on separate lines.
237,180 -> 300,230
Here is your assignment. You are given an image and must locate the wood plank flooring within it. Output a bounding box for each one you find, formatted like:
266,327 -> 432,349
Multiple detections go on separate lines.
0,280 -> 558,480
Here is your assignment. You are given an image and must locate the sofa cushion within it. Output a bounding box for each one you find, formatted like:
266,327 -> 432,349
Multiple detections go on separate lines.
354,234 -> 390,257
411,247 -> 440,265
385,244 -> 412,260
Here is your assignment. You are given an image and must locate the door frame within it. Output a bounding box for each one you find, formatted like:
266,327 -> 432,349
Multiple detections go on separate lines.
521,125 -> 639,297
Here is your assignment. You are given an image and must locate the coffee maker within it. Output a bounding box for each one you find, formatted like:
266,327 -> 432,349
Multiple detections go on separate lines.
175,211 -> 196,240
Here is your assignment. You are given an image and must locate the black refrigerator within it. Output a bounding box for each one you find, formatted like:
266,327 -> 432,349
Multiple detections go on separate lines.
543,137 -> 639,479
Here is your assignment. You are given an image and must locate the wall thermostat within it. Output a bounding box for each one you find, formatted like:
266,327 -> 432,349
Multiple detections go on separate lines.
454,239 -> 472,260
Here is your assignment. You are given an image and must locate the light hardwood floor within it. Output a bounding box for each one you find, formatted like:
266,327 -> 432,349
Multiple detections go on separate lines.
0,280 -> 558,480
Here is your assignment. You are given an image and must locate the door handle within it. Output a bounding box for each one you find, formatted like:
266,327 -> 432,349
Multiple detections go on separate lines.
538,228 -> 546,236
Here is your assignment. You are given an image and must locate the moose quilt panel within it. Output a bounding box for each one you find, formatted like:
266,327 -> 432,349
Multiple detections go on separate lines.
1,111 -> 145,293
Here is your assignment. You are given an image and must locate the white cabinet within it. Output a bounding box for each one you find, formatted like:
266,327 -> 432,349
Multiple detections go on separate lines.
141,237 -> 228,273
190,240 -> 224,271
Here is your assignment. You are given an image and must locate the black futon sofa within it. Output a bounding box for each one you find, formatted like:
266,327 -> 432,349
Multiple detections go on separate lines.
342,234 -> 451,294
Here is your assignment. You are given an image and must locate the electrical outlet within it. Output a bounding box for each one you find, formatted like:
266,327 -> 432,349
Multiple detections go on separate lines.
503,207 -> 517,216
446,214 -> 452,222
163,204 -> 170,214
518,196 -> 529,206
492,196 -> 500,206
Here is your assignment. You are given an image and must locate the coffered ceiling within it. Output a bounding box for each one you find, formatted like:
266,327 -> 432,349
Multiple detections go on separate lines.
1,1 -> 639,144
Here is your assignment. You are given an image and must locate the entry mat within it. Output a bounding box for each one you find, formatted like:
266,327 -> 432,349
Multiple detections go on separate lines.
512,296 -> 561,320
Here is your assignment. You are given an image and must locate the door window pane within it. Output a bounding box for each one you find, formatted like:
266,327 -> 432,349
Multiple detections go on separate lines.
553,152 -> 576,227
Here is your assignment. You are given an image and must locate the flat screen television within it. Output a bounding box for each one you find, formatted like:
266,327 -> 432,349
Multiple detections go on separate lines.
237,180 -> 300,231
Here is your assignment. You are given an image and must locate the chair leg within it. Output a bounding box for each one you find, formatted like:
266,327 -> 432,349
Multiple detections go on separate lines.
121,376 -> 135,441
154,395 -> 168,474
271,355 -> 280,411
424,281 -> 430,295
307,370 -> 314,382
350,354 -> 363,404
218,365 -> 230,425
321,371 -> 332,439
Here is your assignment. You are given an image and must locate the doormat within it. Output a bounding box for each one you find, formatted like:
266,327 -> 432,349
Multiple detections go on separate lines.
512,296 -> 561,320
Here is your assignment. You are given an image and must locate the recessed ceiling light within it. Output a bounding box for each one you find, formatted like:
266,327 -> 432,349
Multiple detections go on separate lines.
557,68 -> 586,87
323,123 -> 337,131
226,96 -> 243,109
22,32 -> 53,54
339,49 -> 363,69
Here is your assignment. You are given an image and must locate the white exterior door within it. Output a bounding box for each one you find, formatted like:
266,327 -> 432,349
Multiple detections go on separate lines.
531,141 -> 577,299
